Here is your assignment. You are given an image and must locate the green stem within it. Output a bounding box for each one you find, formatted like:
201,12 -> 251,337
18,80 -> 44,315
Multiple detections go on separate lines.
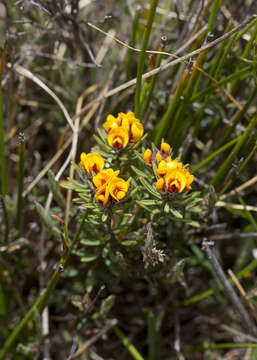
15,139 -> 25,234
219,143 -> 257,195
126,9 -> 140,81
140,49 -> 164,120
191,66 -> 251,103
191,136 -> 240,174
114,327 -> 144,360
207,0 -> 221,34
0,210 -> 88,359
187,343 -> 257,352
134,0 -> 158,117
217,85 -> 257,148
153,70 -> 188,145
210,114 -> 257,189
0,42 -> 7,198
231,18 -> 257,94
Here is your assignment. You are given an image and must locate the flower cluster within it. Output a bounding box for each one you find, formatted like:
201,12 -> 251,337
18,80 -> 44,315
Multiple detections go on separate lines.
143,142 -> 194,193
103,112 -> 144,149
79,152 -> 130,205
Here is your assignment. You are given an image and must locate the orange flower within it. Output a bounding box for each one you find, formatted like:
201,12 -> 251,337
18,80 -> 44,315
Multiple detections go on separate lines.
103,114 -> 121,132
108,126 -> 129,149
109,177 -> 130,201
165,169 -> 187,193
95,184 -> 110,206
79,152 -> 104,175
161,142 -> 171,155
92,169 -> 120,188
143,149 -> 152,164
156,177 -> 165,192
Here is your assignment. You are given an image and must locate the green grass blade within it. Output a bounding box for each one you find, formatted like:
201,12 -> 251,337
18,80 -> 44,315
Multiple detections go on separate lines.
134,0 -> 159,117
0,42 -> 8,198
114,327 -> 144,360
15,134 -> 25,235
210,114 -> 257,189
126,8 -> 140,81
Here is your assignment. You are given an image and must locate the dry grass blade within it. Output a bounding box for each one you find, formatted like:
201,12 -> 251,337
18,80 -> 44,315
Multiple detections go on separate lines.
15,65 -> 75,133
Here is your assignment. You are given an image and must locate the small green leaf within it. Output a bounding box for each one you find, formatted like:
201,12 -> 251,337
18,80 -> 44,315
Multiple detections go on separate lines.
121,240 -> 138,246
35,201 -> 61,239
164,203 -> 169,214
137,199 -> 161,206
131,165 -> 150,179
138,177 -> 162,199
102,213 -> 108,222
81,254 -> 99,262
187,220 -> 200,228
48,170 -> 65,207
80,239 -> 101,246
99,295 -> 115,319
169,207 -> 183,219
71,161 -> 85,181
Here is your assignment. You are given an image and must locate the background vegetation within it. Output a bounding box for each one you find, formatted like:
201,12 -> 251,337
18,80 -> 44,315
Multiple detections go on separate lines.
0,0 -> 257,359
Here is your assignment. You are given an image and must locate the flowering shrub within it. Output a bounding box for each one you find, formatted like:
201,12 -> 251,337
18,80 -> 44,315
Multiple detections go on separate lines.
62,111 -> 200,272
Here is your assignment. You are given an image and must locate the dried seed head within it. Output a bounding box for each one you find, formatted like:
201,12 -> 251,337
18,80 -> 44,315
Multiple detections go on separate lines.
18,132 -> 25,145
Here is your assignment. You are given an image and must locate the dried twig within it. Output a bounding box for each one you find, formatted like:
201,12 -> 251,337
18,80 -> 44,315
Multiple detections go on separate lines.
202,240 -> 257,336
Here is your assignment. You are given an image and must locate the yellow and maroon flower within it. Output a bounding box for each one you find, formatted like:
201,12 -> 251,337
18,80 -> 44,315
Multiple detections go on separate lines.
156,159 -> 182,177
79,152 -> 104,176
95,184 -> 110,206
103,114 -> 121,132
165,169 -> 187,193
107,126 -> 129,149
92,169 -> 120,188
143,148 -> 152,165
109,177 -> 130,201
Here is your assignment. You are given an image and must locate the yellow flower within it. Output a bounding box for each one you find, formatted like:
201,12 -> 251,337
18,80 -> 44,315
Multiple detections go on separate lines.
92,169 -> 120,188
118,112 -> 144,143
155,152 -> 163,163
160,142 -> 171,155
165,169 -> 187,193
156,177 -> 165,192
108,126 -> 129,149
95,184 -> 110,206
156,159 -> 182,177
130,121 -> 144,142
103,114 -> 121,132
109,177 -> 130,201
143,149 -> 152,164
79,152 -> 104,175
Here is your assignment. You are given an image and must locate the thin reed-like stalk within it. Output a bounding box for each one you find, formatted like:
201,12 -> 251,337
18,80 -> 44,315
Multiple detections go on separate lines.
0,43 -> 7,198
15,134 -> 25,234
134,0 -> 159,117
